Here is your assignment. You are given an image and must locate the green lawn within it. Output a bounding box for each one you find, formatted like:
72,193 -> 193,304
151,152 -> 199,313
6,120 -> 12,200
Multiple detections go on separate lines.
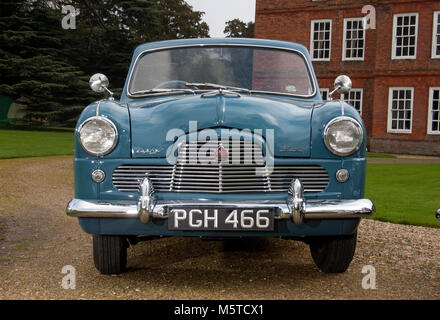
0,129 -> 74,159
366,163 -> 440,228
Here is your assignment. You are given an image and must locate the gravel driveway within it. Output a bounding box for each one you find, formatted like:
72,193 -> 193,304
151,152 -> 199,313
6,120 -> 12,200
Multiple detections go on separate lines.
0,156 -> 439,299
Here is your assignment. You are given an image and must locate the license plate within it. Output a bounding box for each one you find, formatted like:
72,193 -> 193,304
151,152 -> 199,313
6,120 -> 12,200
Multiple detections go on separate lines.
168,207 -> 274,231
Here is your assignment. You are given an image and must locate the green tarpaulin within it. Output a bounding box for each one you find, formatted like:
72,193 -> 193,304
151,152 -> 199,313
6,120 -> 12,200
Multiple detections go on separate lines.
0,96 -> 14,126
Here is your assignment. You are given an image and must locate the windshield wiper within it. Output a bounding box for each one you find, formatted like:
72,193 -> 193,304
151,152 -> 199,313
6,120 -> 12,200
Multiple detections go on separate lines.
185,82 -> 251,94
131,88 -> 196,96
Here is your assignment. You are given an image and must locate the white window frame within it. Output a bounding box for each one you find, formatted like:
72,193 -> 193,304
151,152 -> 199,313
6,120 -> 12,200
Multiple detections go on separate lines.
432,11 -> 440,59
320,88 -> 329,101
427,87 -> 440,135
310,19 -> 332,61
342,18 -> 365,61
343,88 -> 363,114
391,13 -> 418,60
387,87 -> 414,134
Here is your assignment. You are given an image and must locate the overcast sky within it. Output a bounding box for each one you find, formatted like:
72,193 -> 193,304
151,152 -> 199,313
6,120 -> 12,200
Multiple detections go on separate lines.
185,0 -> 256,38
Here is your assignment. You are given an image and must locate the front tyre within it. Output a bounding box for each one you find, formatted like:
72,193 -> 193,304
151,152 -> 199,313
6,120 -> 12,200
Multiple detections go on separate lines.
93,235 -> 128,274
309,232 -> 357,273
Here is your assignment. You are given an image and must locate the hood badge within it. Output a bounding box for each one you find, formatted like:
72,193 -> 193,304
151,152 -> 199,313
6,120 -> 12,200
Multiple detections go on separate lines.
280,146 -> 303,153
216,144 -> 228,159
134,147 -> 162,155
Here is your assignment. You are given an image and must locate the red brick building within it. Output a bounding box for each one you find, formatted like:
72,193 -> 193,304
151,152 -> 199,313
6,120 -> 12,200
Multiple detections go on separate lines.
255,0 -> 440,155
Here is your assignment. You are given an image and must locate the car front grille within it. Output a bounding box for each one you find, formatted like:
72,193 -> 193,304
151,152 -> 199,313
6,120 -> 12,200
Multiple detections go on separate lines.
112,140 -> 329,193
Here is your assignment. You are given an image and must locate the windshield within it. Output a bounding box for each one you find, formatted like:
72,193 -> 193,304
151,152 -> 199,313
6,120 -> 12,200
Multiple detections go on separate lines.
128,45 -> 315,97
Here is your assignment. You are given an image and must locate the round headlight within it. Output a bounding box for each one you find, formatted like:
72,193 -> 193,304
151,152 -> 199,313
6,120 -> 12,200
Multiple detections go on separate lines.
78,116 -> 118,156
324,116 -> 363,156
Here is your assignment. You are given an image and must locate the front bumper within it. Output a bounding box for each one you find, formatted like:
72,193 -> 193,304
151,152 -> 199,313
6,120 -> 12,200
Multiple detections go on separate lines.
67,178 -> 375,225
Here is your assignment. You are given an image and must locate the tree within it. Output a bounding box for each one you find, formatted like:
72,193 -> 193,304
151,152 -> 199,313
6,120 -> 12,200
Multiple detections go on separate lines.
224,19 -> 254,38
58,0 -> 163,92
0,0 -> 95,125
156,0 -> 210,39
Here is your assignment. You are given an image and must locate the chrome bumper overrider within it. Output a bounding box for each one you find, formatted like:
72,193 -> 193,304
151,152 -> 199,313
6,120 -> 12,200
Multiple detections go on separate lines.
66,178 -> 375,226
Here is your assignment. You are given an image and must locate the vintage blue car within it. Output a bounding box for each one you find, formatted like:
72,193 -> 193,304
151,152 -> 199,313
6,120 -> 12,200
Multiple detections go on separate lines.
67,38 -> 375,274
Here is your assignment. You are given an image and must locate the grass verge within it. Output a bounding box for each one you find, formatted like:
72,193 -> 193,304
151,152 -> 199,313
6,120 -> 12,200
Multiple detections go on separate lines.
0,129 -> 74,159
366,163 -> 440,228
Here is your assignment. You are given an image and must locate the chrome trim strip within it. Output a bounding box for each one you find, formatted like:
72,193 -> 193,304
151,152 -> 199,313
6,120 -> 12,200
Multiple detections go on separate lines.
126,44 -> 317,99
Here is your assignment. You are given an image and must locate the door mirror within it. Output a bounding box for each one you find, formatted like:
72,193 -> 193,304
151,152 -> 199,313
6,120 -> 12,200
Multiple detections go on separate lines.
89,73 -> 110,93
333,75 -> 352,95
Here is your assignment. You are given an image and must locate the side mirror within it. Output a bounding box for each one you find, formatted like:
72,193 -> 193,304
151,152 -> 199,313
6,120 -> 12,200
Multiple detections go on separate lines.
90,73 -> 109,92
329,75 -> 352,100
334,75 -> 352,94
89,73 -> 114,100
333,75 -> 352,94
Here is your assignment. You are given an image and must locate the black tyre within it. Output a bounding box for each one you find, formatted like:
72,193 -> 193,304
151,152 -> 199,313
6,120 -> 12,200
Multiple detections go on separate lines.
93,235 -> 128,274
309,232 -> 357,273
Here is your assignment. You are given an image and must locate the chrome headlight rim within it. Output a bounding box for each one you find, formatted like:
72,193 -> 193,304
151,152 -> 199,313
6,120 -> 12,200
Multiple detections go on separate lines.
78,116 -> 119,156
323,116 -> 363,157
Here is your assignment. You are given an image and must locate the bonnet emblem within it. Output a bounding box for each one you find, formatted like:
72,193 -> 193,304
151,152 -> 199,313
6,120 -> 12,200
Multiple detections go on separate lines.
216,145 -> 228,159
